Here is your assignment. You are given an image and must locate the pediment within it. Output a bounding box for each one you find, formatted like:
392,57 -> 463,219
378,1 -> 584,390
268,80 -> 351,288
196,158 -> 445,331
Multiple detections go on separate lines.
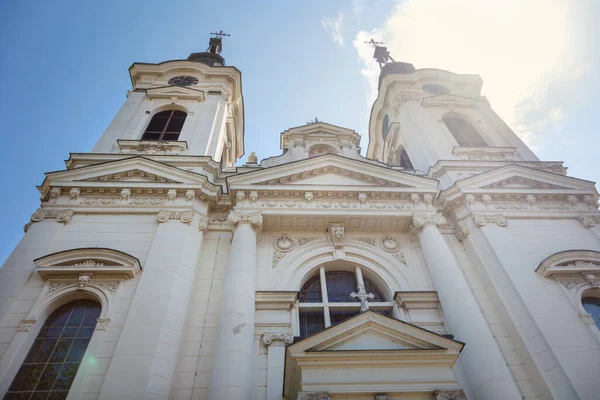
289,311 -> 463,355
39,157 -> 216,197
453,164 -> 596,193
146,85 -> 205,101
422,94 -> 476,108
229,155 -> 438,192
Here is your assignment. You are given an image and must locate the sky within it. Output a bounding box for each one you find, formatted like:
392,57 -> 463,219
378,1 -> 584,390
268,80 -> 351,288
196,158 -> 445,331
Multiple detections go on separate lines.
0,0 -> 599,265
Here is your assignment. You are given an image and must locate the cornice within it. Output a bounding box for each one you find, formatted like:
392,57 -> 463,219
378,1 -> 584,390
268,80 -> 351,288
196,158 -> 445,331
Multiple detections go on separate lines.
428,160 -> 567,181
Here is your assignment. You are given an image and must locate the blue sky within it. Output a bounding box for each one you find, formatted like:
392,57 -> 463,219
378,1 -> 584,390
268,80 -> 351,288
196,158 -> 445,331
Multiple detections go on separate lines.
0,0 -> 598,265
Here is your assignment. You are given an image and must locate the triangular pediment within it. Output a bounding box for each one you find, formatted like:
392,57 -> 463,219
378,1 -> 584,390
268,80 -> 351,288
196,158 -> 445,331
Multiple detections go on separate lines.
454,164 -> 596,193
422,94 -> 476,108
146,85 -> 205,101
289,311 -> 463,355
228,154 -> 438,192
39,157 -> 218,197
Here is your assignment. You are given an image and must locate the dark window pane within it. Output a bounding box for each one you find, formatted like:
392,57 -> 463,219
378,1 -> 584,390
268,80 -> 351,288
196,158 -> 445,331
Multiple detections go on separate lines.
166,117 -> 185,132
382,114 -> 390,141
66,339 -> 90,362
330,310 -> 360,326
9,363 -> 46,391
49,339 -> 73,363
35,364 -> 61,390
162,133 -> 180,141
8,300 -> 100,398
47,391 -> 69,400
299,276 -> 322,303
173,110 -> 187,118
364,278 -> 386,302
325,271 -> 357,302
141,132 -> 161,140
30,392 -> 51,400
66,306 -> 86,327
299,311 -> 325,338
76,327 -> 95,338
443,117 -> 487,147
146,117 -> 168,132
52,363 -> 80,390
24,339 -> 57,363
399,149 -> 413,169
81,305 -> 101,326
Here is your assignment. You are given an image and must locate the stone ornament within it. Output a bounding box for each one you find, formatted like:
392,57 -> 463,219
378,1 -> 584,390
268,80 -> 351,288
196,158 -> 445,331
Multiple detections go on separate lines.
28,209 -> 75,228
228,211 -> 263,230
95,318 -> 111,331
350,284 -> 375,312
197,214 -> 209,232
156,209 -> 195,224
328,223 -> 345,249
297,392 -> 330,400
78,273 -> 92,290
100,282 -> 119,295
261,331 -> 293,346
247,152 -> 258,163
374,395 -> 390,400
435,389 -> 468,400
577,215 -> 600,229
71,260 -> 105,269
274,234 -> 295,252
582,273 -> 598,287
17,319 -> 36,333
411,213 -> 447,230
455,220 -> 470,241
379,236 -> 399,252
272,235 -> 320,268
472,214 -> 507,227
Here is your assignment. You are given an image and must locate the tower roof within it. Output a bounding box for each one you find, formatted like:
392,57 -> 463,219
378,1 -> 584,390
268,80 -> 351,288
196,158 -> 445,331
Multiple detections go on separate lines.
187,34 -> 228,67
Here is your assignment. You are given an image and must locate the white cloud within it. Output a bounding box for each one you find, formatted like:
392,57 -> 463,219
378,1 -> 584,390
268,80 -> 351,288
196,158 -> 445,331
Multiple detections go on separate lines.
321,12 -> 345,47
353,0 -> 590,145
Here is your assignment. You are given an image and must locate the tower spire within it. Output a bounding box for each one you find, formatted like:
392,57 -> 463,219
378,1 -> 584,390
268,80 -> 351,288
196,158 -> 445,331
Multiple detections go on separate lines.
365,39 -> 395,69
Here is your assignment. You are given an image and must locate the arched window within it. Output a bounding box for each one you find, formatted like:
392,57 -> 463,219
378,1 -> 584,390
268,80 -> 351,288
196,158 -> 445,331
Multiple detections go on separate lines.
387,147 -> 414,169
298,266 -> 392,338
382,114 -> 390,141
442,116 -> 487,147
142,110 -> 187,141
583,297 -> 600,330
6,299 -> 101,399
308,144 -> 338,158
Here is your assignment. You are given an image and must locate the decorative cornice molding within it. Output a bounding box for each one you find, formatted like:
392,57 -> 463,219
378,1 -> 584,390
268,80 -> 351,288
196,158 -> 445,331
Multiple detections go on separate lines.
228,211 -> 263,230
411,213 -> 447,230
27,209 -> 75,230
472,214 -> 507,227
261,331 -> 294,346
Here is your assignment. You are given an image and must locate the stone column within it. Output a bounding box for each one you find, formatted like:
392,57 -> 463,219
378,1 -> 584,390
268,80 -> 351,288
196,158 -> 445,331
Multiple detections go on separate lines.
411,213 -> 521,400
209,211 -> 262,400
262,332 -> 293,400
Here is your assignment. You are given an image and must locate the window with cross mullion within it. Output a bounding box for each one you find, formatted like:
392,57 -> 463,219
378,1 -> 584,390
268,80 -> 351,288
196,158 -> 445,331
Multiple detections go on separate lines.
297,266 -> 394,338
141,110 -> 187,141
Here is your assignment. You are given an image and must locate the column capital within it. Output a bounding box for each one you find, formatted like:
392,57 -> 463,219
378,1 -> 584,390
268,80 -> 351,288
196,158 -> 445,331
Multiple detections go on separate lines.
228,210 -> 263,230
298,392 -> 330,400
434,389 -> 467,400
261,331 -> 294,346
411,213 -> 447,230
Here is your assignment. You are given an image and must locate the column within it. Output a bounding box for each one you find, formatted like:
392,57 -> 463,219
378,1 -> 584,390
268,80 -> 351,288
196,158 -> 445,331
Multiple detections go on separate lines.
100,210 -> 206,399
209,211 -> 262,400
412,213 -> 521,400
262,332 -> 293,400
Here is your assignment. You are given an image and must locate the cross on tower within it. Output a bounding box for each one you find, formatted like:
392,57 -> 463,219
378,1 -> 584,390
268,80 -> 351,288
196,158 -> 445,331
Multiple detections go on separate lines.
350,284 -> 375,312
364,38 -> 383,47
210,30 -> 231,38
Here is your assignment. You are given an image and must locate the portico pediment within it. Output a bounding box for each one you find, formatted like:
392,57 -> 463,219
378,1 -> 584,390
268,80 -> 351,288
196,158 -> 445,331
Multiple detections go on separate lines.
38,157 -> 221,200
284,311 -> 463,397
228,155 -> 437,192
146,85 -> 205,102
421,94 -> 477,108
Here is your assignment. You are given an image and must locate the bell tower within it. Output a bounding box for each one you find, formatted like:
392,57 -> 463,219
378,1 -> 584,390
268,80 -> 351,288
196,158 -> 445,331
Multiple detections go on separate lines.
91,33 -> 244,167
366,44 -> 541,187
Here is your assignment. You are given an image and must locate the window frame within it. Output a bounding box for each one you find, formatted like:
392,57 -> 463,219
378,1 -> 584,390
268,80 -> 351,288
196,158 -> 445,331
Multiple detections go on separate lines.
141,109 -> 187,141
442,116 -> 488,147
297,265 -> 395,338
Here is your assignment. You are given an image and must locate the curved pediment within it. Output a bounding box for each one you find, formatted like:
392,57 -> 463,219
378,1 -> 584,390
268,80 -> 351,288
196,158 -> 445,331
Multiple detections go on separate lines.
34,248 -> 142,279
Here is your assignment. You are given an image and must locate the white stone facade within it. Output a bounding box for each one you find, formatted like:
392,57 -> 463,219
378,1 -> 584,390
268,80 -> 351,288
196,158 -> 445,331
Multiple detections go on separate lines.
0,47 -> 599,400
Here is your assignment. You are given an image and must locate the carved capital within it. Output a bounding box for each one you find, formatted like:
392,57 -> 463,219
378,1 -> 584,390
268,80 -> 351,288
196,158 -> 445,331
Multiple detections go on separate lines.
435,389 -> 468,400
228,211 -> 263,230
261,331 -> 294,346
197,214 -> 209,232
472,214 -> 507,227
156,209 -> 195,224
455,220 -> 470,242
298,392 -> 330,400
578,215 -> 598,229
17,319 -> 36,332
411,213 -> 446,230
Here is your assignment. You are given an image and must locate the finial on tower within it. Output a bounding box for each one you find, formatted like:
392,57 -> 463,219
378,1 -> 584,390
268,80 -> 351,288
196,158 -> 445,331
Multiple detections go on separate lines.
365,39 -> 395,69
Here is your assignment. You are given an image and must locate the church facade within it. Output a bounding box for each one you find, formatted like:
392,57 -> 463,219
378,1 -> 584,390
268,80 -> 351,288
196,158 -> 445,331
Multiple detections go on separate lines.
0,37 -> 599,400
